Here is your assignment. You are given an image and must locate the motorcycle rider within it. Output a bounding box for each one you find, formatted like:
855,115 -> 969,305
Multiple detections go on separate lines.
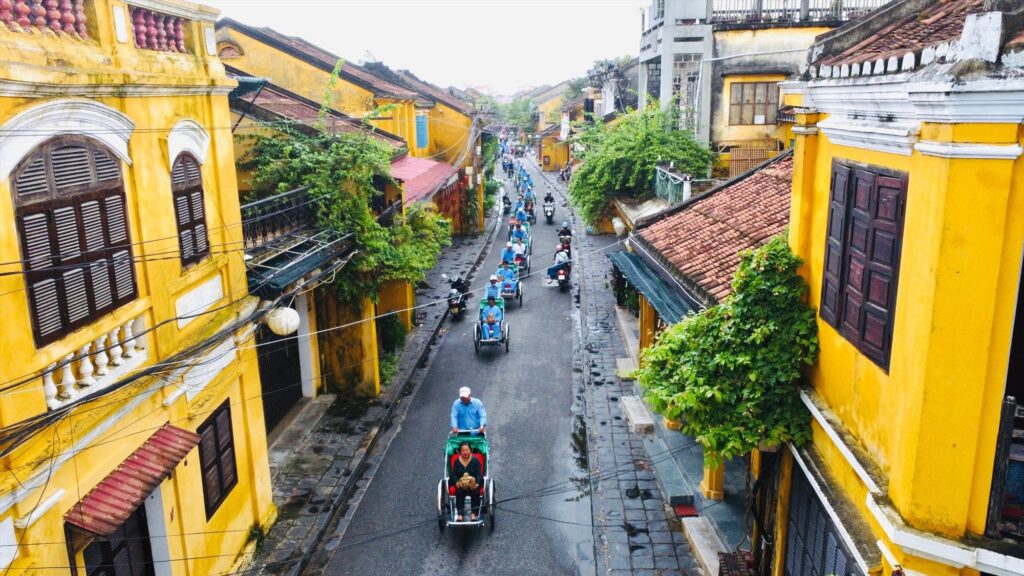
500,242 -> 516,265
548,245 -> 571,280
557,221 -> 572,238
543,190 -> 555,204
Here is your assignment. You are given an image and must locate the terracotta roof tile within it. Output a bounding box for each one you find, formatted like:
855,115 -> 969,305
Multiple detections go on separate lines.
637,153 -> 793,303
822,0 -> 987,67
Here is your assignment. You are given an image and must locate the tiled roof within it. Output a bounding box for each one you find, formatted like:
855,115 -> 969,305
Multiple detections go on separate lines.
635,152 -> 793,304
820,0 -> 985,68
396,70 -> 474,116
226,69 -> 405,148
216,19 -> 419,100
390,156 -> 458,204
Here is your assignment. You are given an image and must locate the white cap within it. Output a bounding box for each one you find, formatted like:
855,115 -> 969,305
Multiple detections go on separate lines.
506,242 -> 513,247
459,386 -> 471,397
490,275 -> 498,281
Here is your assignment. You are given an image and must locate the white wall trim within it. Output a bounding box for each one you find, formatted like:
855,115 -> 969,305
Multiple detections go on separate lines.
144,486 -> 173,576
791,125 -> 819,136
175,274 -> 224,329
0,99 -> 134,179
0,80 -> 235,99
789,444 -> 874,575
799,390 -> 881,493
13,489 -> 64,529
167,119 -> 210,165
876,540 -> 927,576
126,0 -> 218,22
817,116 -> 920,156
914,141 -> 1023,160
296,293 -> 315,398
0,518 -> 16,569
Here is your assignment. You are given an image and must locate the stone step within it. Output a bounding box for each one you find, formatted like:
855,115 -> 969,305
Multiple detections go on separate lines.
642,436 -> 694,506
681,516 -> 728,576
613,305 -> 641,366
616,357 -> 637,380
621,395 -> 654,434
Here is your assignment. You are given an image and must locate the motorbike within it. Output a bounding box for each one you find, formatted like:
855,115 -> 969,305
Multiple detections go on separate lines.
543,202 -> 555,224
442,273 -> 469,319
557,265 -> 571,292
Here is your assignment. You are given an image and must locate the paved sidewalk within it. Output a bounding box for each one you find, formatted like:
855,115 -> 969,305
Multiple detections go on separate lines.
251,214 -> 501,576
527,159 -> 701,576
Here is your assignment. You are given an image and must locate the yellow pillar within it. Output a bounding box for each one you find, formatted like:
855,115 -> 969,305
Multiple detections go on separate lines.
358,298 -> 381,397
701,458 -> 725,501
771,449 -> 794,576
787,112 -> 821,265
638,294 -> 658,363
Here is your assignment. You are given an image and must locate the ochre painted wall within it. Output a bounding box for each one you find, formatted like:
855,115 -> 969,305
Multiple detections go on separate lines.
539,136 -> 568,172
785,109 -> 1024,573
0,4 -> 274,574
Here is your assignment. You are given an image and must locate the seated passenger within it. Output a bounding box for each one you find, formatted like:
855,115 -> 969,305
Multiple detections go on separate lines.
548,245 -> 571,280
450,441 -> 483,522
511,224 -> 528,242
511,238 -> 527,258
480,297 -> 503,339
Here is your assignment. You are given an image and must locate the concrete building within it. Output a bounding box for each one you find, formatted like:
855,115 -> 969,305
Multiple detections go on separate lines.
637,0 -> 891,175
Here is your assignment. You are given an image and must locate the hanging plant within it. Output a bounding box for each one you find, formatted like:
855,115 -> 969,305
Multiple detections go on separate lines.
638,235 -> 818,466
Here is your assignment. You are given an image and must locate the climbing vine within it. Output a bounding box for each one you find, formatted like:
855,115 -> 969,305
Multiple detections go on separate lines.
567,106 -> 714,225
637,236 -> 818,465
238,127 -> 451,303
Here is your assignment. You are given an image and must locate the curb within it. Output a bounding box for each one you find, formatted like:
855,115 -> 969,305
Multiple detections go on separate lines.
288,215 -> 501,576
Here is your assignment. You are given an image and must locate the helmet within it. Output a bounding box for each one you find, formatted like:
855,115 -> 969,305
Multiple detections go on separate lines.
562,221 -> 569,227
556,245 -> 563,252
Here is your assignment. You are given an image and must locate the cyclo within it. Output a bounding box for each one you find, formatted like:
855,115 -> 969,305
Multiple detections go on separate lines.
499,263 -> 524,307
474,298 -> 510,353
436,432 -> 495,532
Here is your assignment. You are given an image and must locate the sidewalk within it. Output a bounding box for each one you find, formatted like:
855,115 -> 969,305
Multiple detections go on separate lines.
527,157 -> 701,576
251,213 -> 501,576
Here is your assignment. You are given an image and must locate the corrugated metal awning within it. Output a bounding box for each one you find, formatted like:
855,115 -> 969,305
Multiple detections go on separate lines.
65,425 -> 201,537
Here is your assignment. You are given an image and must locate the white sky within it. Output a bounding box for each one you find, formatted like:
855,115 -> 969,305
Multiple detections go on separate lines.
205,0 -> 649,96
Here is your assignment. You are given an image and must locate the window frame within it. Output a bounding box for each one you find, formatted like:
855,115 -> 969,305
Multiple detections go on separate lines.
170,153 -> 210,268
819,160 -> 908,371
197,400 -> 237,519
728,81 -> 779,126
11,137 -> 137,348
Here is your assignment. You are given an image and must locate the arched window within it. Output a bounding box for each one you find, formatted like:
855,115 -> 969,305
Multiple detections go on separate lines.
170,153 -> 209,267
12,138 -> 137,347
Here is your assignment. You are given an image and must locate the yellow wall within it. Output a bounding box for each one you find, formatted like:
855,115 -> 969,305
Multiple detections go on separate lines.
0,3 -> 273,574
539,135 -> 569,172
536,94 -> 564,132
428,102 -> 474,168
716,73 -> 789,148
785,108 -> 1024,572
218,27 -> 417,146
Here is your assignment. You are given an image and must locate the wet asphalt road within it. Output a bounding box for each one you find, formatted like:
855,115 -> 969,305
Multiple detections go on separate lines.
320,159 -> 594,576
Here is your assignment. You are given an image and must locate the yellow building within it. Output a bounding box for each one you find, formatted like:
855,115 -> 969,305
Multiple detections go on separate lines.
0,1 -> 274,574
765,2 -> 1024,575
533,81 -> 571,133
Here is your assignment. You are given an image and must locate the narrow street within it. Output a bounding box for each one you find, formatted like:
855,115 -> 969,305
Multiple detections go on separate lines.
317,159 -> 594,576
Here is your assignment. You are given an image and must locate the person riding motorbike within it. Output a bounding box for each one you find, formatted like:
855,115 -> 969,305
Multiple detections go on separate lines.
500,242 -> 516,265
548,245 -> 571,280
557,222 -> 572,238
543,190 -> 555,204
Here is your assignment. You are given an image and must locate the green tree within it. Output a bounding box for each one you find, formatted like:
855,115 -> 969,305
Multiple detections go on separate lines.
637,236 -> 819,466
499,98 -> 537,133
562,76 -> 589,101
239,127 -> 452,303
567,106 -> 713,224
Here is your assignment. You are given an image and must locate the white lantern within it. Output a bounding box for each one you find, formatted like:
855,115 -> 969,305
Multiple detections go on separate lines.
265,307 -> 300,336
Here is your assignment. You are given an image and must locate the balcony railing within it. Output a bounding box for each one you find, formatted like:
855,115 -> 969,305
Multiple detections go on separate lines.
0,0 -> 89,38
710,0 -> 890,24
41,314 -> 148,410
128,5 -> 188,53
241,187 -> 316,252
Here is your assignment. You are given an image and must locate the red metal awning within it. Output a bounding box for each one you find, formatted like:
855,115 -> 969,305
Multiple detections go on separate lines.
390,156 -> 458,204
65,424 -> 201,537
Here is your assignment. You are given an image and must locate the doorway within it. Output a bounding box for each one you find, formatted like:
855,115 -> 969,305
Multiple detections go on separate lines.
82,505 -> 154,576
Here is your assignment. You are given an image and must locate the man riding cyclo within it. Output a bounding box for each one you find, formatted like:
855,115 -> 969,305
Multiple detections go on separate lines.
500,241 -> 516,265
495,261 -> 518,294
480,296 -> 504,340
484,275 -> 502,301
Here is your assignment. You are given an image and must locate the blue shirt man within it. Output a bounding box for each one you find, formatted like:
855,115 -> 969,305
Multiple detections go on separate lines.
500,243 -> 516,264
451,387 -> 487,434
511,226 -> 527,241
481,299 -> 503,339
484,276 -> 502,300
496,263 -> 516,283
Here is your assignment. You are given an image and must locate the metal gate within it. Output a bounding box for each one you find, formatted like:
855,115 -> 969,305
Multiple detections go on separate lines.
784,463 -> 863,576
256,325 -> 303,433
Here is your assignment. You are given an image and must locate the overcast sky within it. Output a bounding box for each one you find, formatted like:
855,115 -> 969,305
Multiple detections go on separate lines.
205,0 -> 649,96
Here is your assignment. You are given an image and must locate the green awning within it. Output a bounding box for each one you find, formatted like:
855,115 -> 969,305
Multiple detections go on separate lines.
247,237 -> 352,298
229,76 -> 269,100
608,251 -> 693,324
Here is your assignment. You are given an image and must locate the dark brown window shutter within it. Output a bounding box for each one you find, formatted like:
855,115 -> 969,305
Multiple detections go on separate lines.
839,169 -> 875,342
198,401 -> 236,518
820,164 -> 849,325
11,139 -> 136,347
171,154 -> 209,267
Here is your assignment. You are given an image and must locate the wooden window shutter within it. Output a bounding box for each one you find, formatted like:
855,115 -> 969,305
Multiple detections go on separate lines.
839,169 -> 875,342
857,174 -> 906,368
11,138 -> 136,347
171,155 -> 209,267
820,163 -> 850,326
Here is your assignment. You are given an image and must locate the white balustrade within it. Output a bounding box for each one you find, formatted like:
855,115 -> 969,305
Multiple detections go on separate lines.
39,313 -> 149,410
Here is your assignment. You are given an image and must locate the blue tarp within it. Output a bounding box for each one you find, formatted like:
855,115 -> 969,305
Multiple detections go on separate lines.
608,251 -> 692,324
